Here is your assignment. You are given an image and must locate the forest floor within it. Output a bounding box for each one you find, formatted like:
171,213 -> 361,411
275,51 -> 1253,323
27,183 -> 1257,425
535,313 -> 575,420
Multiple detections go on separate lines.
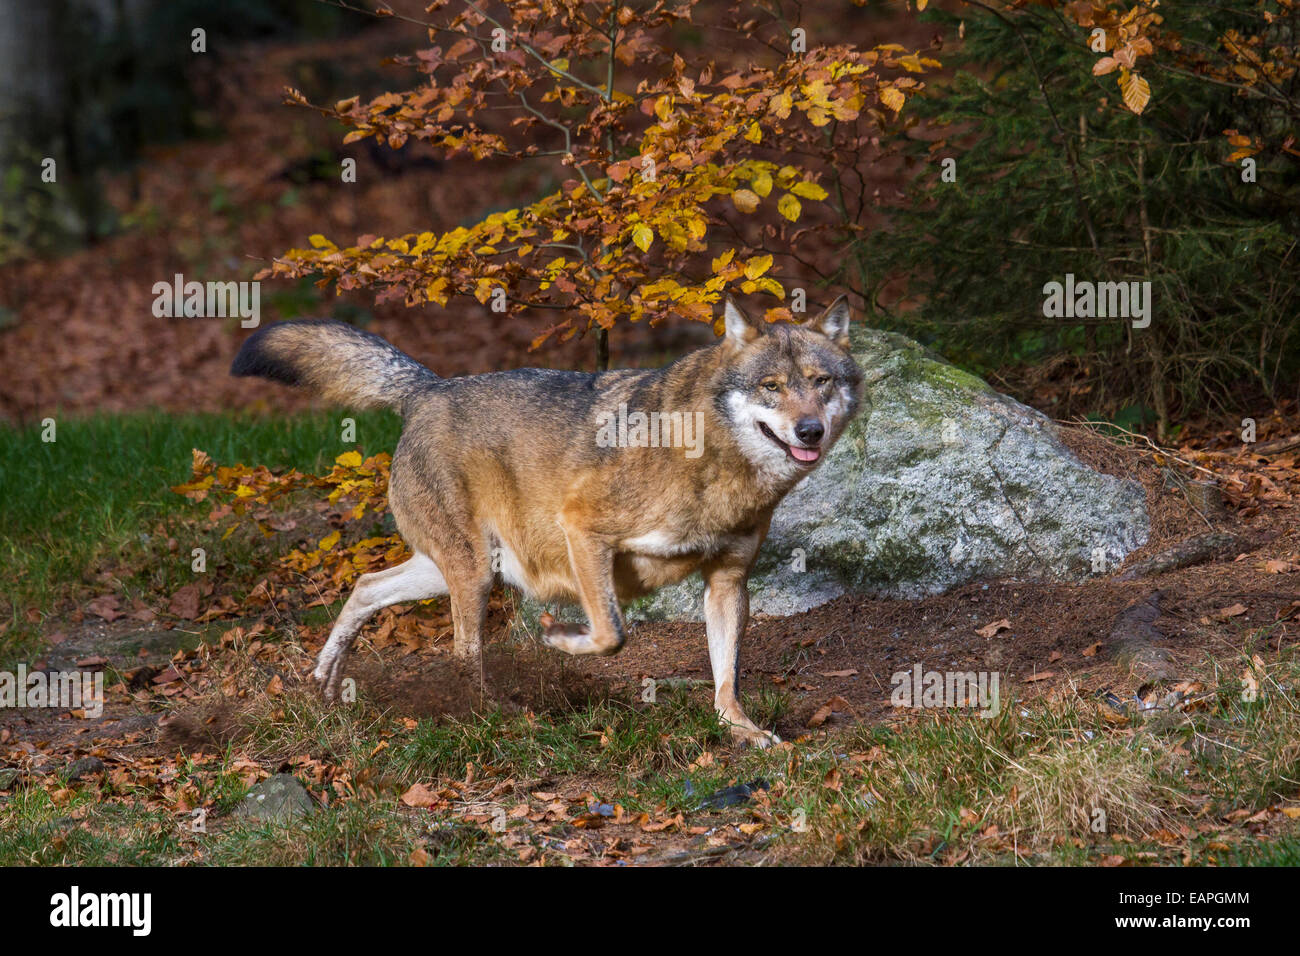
2,406 -> 1297,866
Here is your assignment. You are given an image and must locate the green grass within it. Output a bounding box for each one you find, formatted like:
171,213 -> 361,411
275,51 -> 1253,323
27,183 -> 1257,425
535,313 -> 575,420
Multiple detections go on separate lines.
0,409 -> 400,663
1230,832 -> 1300,866
0,771 -> 490,867
0,789 -> 184,866
200,800 -> 485,866
3,664 -> 1297,866
395,693 -> 732,783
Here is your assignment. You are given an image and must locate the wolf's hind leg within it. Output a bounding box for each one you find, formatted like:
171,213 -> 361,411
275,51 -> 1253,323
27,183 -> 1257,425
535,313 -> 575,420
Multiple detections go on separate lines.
447,567 -> 493,660
538,520 -> 625,656
314,552 -> 447,701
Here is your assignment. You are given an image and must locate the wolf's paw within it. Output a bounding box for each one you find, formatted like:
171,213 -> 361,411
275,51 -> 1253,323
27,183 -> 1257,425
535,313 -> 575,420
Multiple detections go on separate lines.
719,713 -> 781,749
313,651 -> 346,703
730,725 -> 781,749
538,614 -> 622,656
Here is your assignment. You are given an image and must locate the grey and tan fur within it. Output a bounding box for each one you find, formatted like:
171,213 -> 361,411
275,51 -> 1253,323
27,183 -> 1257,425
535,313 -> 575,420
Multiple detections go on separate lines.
231,296 -> 863,746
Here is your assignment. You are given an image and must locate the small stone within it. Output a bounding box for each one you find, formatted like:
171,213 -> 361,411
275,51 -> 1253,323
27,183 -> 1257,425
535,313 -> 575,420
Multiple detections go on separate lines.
235,773 -> 314,823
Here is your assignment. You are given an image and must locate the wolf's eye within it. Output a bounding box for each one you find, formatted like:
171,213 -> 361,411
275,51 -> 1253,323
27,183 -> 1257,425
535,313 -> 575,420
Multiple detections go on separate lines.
761,381 -> 781,392
813,375 -> 832,387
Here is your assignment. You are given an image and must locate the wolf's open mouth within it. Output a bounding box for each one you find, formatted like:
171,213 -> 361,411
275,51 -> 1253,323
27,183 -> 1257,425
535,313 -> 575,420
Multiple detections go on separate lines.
757,421 -> 821,464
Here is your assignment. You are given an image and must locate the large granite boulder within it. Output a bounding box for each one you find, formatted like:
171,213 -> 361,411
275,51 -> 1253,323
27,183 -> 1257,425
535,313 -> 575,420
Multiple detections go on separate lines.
620,326 -> 1149,622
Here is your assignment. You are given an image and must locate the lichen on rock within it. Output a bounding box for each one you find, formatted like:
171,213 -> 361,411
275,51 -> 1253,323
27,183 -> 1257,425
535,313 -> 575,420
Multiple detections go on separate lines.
624,325 -> 1149,622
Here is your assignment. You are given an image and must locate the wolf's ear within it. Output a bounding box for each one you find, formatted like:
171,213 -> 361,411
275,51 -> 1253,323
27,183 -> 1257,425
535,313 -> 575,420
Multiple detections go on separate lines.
723,296 -> 760,346
812,294 -> 852,348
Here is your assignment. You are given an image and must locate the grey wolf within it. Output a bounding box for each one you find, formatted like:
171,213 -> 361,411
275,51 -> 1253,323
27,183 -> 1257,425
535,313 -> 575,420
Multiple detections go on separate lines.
231,296 -> 863,746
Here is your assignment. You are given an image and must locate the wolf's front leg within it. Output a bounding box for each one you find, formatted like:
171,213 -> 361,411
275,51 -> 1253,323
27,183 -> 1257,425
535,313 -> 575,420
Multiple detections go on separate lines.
702,558 -> 780,749
538,520 -> 626,656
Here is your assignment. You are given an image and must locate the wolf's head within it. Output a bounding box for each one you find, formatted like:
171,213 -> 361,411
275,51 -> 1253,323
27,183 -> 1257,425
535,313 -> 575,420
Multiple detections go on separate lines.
712,295 -> 864,487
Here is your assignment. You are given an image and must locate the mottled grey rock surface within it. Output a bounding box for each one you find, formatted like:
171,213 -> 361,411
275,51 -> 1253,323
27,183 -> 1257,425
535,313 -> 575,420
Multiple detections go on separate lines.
620,326 -> 1149,622
235,773 -> 314,823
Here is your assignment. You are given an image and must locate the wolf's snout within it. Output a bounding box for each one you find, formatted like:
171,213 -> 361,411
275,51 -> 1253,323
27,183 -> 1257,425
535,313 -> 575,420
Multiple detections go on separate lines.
794,418 -> 825,446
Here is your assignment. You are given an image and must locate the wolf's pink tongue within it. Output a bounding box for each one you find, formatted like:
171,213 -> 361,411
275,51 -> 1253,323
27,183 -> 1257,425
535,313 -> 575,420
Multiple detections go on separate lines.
791,445 -> 820,463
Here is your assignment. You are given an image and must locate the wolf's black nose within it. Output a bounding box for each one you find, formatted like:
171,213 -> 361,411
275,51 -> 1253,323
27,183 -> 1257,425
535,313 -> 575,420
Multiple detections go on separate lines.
794,419 -> 824,446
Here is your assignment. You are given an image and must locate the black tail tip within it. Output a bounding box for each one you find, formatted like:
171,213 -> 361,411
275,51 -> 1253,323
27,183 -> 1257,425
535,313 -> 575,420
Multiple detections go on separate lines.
230,324 -> 302,386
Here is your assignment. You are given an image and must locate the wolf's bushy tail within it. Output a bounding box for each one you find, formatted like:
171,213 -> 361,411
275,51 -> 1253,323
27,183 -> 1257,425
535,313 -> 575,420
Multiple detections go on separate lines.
231,320 -> 438,412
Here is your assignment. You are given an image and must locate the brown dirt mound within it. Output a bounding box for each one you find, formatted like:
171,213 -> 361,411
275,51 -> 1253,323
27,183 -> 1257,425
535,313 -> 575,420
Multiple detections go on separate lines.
158,641 -> 612,757
355,641 -> 613,719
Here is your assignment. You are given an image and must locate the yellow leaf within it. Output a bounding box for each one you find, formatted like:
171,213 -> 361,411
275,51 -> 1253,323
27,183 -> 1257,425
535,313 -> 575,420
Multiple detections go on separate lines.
802,79 -> 833,109
426,277 -> 449,306
308,234 -> 334,249
806,107 -> 832,127
654,95 -> 672,122
790,181 -> 828,200
744,254 -> 774,280
336,450 -> 363,468
917,0 -> 928,9
711,249 -> 736,272
778,193 -> 802,221
752,170 -> 773,197
631,224 -> 654,252
1119,70 -> 1151,114
170,474 -> 214,498
731,189 -> 761,213
744,122 -> 762,143
880,87 -> 905,112
319,530 -> 341,551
